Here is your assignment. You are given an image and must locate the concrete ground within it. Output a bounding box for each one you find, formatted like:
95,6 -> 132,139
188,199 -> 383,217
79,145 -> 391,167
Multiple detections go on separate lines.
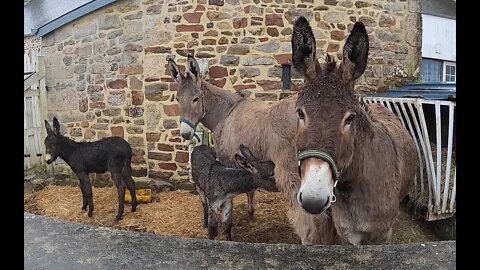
24,212 -> 456,270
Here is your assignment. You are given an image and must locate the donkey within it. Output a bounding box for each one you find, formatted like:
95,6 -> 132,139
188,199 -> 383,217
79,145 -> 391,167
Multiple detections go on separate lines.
44,117 -> 138,220
191,144 -> 277,241
290,16 -> 419,244
169,56 -> 337,245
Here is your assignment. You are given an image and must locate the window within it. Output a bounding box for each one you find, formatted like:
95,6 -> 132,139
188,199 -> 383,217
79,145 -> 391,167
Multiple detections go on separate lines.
443,62 -> 456,82
421,58 -> 456,82
421,58 -> 442,82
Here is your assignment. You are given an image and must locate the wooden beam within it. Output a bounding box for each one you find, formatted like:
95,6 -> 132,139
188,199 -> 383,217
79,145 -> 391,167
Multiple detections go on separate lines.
24,56 -> 45,91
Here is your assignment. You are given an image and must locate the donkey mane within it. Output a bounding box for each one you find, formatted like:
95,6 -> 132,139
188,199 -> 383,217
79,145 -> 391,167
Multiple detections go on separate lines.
324,54 -> 337,72
200,82 -> 244,103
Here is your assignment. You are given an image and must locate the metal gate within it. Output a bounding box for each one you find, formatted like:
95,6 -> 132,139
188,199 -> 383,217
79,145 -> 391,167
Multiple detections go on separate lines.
360,96 -> 456,221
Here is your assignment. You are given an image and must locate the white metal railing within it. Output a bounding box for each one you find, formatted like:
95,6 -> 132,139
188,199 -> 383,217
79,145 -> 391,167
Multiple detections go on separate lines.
360,96 -> 456,221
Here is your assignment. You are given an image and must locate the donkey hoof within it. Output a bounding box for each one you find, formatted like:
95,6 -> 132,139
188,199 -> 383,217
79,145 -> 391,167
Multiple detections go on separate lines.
132,202 -> 138,211
81,206 -> 87,211
87,212 -> 93,218
115,216 -> 123,221
208,227 -> 218,239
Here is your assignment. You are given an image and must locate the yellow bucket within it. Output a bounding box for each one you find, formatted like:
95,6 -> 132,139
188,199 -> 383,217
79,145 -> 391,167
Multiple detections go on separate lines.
125,189 -> 152,204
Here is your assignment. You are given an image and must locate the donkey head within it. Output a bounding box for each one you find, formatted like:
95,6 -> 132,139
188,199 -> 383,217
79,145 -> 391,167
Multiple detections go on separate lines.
235,144 -> 276,183
44,117 -> 62,164
291,16 -> 369,214
168,55 -> 204,140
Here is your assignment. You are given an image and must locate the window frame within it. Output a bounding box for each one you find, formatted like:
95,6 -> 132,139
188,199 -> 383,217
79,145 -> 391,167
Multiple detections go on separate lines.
443,61 -> 456,82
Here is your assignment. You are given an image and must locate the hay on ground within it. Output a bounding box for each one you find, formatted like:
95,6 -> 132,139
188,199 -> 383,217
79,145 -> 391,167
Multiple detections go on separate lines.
24,185 -> 438,244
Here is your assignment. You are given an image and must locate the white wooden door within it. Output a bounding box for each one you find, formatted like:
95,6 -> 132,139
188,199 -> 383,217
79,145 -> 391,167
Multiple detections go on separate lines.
24,89 -> 45,170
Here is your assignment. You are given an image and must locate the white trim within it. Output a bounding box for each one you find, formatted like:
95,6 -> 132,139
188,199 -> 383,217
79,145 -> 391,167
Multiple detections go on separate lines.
443,61 -> 456,82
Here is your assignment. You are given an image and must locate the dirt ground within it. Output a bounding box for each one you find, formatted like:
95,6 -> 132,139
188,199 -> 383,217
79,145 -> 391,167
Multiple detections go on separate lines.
24,185 -> 438,244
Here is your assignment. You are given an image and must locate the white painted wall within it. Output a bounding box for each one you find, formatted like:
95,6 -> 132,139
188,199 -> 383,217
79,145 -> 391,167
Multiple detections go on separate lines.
422,14 -> 456,62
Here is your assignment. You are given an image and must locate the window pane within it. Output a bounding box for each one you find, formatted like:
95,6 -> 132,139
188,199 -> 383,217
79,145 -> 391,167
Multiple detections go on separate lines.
421,58 -> 442,82
444,64 -> 456,82
445,74 -> 455,82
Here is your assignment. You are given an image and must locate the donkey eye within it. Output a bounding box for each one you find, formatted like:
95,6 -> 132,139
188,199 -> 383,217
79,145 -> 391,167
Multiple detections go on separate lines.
345,113 -> 356,125
192,97 -> 199,103
297,109 -> 305,120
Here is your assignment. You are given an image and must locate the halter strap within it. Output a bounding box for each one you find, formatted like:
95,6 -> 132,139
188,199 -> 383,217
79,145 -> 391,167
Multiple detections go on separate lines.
297,148 -> 341,187
180,117 -> 197,130
180,117 -> 201,142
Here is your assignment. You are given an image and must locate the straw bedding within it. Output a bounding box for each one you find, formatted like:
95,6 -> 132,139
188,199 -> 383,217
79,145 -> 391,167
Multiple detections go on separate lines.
24,185 -> 438,244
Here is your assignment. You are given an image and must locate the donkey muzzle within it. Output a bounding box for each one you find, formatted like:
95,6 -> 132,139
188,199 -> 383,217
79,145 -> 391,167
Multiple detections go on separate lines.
297,158 -> 335,214
45,154 -> 53,164
298,192 -> 331,214
181,117 -> 201,140
180,123 -> 194,140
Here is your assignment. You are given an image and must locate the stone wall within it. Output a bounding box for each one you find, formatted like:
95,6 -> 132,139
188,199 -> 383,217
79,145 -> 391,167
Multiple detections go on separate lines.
24,36 -> 42,52
40,0 -> 421,186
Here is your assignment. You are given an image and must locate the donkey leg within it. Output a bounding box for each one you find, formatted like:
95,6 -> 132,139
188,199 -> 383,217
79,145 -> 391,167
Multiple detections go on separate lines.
196,187 -> 208,228
81,196 -> 88,211
221,199 -> 233,241
112,172 -> 126,221
123,172 -> 138,212
85,184 -> 94,217
78,181 -> 87,211
77,173 -> 94,217
121,159 -> 138,212
381,227 -> 393,244
246,190 -> 255,222
208,201 -> 220,240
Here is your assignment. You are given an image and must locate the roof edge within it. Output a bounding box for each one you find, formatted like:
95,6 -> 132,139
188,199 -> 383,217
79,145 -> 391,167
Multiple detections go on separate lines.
32,0 -> 116,38
421,12 -> 456,20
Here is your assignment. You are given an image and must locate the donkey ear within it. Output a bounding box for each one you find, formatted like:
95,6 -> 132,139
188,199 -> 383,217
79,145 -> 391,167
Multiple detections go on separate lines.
168,58 -> 182,83
52,117 -> 60,135
44,120 -> 52,135
340,22 -> 369,82
239,144 -> 256,161
186,54 -> 201,81
235,154 -> 256,174
292,16 -> 321,81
